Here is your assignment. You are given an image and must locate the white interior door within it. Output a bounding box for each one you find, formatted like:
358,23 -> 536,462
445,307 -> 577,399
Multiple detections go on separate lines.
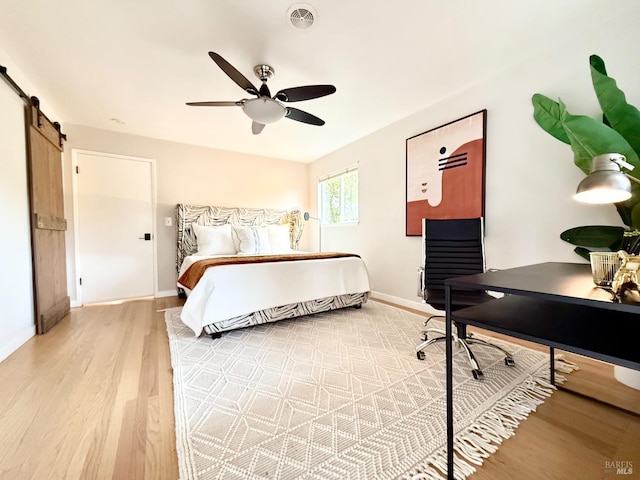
75,151 -> 155,304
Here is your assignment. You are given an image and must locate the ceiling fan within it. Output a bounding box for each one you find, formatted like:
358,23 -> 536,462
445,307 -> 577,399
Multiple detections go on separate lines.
187,52 -> 336,135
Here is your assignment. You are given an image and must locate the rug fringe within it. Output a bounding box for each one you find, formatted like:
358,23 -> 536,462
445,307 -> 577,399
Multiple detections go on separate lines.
554,353 -> 580,375
405,357 -> 578,480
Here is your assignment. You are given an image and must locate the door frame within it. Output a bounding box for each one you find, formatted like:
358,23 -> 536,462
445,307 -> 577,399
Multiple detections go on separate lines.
71,149 -> 158,305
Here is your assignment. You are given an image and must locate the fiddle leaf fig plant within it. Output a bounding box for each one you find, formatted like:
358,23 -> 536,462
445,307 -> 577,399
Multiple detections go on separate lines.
532,54 -> 640,260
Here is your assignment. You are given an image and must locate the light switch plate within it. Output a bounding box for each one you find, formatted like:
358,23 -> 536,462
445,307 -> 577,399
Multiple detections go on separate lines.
164,217 -> 173,227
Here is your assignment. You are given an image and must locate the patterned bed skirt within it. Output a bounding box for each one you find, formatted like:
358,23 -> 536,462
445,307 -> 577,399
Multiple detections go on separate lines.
202,292 -> 369,336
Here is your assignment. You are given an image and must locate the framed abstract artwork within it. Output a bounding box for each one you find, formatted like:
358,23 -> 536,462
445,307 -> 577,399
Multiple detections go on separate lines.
405,109 -> 487,236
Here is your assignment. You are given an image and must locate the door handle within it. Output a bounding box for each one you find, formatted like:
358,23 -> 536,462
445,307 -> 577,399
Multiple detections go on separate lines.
138,233 -> 152,240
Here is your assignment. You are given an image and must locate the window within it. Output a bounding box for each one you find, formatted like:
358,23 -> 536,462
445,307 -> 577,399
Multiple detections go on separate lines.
319,169 -> 358,225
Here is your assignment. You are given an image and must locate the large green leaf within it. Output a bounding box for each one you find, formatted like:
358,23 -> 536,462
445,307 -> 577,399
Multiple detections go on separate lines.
531,94 -> 570,144
590,55 -> 640,156
559,101 -> 639,175
615,203 -> 633,228
590,54 -> 607,76
630,202 -> 640,230
573,246 -> 598,261
560,225 -> 625,249
616,182 -> 640,228
590,55 -> 612,127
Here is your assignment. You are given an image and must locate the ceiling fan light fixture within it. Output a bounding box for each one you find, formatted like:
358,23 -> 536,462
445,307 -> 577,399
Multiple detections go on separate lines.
242,97 -> 286,124
187,51 -> 334,132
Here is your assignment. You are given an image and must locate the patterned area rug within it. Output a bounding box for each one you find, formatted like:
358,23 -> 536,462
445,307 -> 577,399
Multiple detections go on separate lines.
165,301 -> 574,479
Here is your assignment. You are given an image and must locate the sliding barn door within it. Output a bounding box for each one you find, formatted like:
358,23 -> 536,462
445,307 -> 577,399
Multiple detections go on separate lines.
27,105 -> 70,334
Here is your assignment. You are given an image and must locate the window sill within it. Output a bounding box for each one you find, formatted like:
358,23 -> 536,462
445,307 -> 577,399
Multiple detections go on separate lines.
322,221 -> 359,228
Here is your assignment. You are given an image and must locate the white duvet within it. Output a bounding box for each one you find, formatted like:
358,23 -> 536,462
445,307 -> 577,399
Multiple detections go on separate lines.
177,253 -> 372,336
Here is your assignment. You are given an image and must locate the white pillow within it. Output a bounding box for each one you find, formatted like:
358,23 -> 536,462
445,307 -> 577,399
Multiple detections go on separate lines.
268,224 -> 293,253
232,225 -> 271,254
192,223 -> 236,255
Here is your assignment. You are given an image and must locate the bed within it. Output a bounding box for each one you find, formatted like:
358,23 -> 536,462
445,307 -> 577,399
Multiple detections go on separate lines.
175,204 -> 371,337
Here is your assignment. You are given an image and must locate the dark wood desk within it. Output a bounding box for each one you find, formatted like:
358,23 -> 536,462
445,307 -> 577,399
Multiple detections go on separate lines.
443,262 -> 640,480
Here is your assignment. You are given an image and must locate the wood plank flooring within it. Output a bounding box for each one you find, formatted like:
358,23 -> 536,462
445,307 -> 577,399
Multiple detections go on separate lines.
0,296 -> 182,480
0,297 -> 637,480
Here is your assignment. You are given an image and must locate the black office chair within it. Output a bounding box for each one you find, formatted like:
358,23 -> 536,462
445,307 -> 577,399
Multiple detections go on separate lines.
416,218 -> 514,380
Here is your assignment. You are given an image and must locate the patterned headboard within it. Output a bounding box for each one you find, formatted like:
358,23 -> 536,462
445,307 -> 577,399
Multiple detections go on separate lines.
175,204 -> 304,275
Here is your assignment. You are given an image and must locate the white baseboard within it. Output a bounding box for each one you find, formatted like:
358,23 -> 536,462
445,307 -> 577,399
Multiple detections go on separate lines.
369,291 -> 440,314
0,325 -> 36,364
156,289 -> 178,298
71,290 -> 179,304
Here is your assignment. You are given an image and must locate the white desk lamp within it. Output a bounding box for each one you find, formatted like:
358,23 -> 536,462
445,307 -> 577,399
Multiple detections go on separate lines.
303,211 -> 321,252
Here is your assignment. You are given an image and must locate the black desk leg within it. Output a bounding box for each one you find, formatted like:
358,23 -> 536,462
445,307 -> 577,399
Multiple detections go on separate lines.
445,284 -> 454,480
550,347 -> 555,386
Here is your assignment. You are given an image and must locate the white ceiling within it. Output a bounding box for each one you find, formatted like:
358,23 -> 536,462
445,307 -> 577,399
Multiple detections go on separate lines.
0,0 -> 631,162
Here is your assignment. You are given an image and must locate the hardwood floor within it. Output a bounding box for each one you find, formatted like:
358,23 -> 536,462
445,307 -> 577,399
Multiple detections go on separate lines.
468,352 -> 640,480
0,296 -> 183,480
0,297 -> 637,480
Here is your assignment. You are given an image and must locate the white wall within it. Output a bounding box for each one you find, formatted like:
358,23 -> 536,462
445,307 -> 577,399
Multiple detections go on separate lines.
309,12 -> 640,310
62,125 -> 310,301
0,46 -> 64,361
0,78 -> 34,362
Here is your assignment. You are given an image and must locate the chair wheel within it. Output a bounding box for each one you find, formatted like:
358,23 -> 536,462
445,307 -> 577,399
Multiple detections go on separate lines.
504,357 -> 515,367
417,351 -> 426,360
472,369 -> 484,380
421,333 -> 429,341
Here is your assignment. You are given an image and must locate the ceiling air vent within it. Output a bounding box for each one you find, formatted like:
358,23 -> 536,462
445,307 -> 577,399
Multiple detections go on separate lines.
287,4 -> 316,30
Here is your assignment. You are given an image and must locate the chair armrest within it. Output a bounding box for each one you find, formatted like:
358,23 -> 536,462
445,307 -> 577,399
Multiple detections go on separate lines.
417,266 -> 425,299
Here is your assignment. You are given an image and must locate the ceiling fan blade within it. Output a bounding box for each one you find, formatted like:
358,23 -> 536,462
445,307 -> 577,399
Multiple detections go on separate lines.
186,101 -> 242,107
275,85 -> 336,102
259,82 -> 271,98
252,121 -> 266,135
285,107 -> 325,126
208,52 -> 259,96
